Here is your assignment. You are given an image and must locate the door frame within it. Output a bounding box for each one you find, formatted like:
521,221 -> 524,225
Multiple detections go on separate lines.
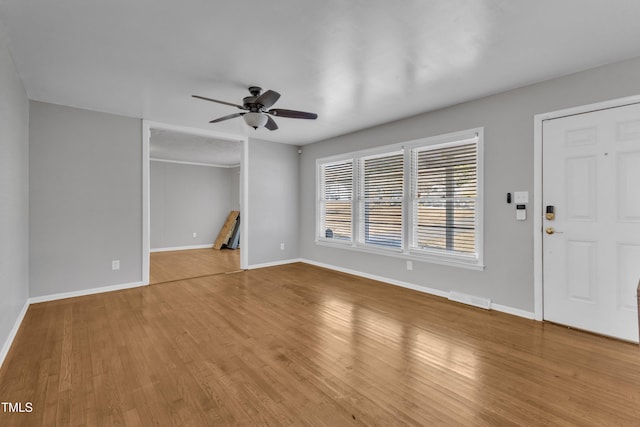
533,94 -> 640,321
141,120 -> 249,284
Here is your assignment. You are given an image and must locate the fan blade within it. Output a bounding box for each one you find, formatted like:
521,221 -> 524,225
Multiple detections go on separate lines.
209,112 -> 245,123
255,90 -> 281,109
265,116 -> 279,131
192,94 -> 245,109
268,108 -> 318,120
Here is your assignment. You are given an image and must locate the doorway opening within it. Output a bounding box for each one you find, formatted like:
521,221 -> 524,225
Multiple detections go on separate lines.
142,121 -> 248,285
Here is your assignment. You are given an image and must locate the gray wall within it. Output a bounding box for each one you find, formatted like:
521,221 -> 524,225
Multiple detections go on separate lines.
29,102 -> 142,297
229,166 -> 241,212
299,56 -> 640,313
0,25 -> 29,356
247,138 -> 299,266
150,161 -> 240,249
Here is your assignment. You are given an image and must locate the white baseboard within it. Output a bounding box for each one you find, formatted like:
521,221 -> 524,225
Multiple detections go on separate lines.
247,258 -> 302,270
299,258 -> 535,320
299,258 -> 450,299
0,299 -> 30,370
449,291 -> 491,310
29,281 -> 147,304
490,303 -> 535,319
150,244 -> 214,253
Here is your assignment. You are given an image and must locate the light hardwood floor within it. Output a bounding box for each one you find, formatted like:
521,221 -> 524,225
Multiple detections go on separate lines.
149,248 -> 240,284
1,263 -> 639,426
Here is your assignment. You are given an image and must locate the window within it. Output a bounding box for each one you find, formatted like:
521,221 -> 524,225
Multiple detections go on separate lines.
316,128 -> 483,269
318,159 -> 353,242
411,138 -> 478,256
358,151 -> 404,249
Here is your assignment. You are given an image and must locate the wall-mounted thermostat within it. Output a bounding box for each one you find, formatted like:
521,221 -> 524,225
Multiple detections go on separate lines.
516,204 -> 526,221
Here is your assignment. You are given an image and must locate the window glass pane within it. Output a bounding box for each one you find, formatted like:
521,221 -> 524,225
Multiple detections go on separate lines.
414,200 -> 475,253
322,201 -> 352,240
363,201 -> 402,247
363,154 -> 404,198
323,161 -> 352,200
415,143 -> 477,198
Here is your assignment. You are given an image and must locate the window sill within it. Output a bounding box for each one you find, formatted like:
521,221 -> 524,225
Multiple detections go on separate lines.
315,239 -> 485,271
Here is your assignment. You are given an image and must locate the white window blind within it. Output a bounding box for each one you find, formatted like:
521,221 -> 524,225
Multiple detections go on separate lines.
358,151 -> 404,248
411,138 -> 478,256
319,159 -> 353,242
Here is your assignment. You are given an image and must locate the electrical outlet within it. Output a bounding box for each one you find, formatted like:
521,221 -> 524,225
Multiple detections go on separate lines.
112,260 -> 120,270
192,232 -> 197,238
280,243 -> 285,250
406,260 -> 413,271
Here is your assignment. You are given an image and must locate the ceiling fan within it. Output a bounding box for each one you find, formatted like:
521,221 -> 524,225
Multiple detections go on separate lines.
192,86 -> 318,131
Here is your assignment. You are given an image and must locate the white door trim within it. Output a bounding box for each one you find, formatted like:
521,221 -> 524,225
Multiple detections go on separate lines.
533,94 -> 640,321
141,120 -> 249,284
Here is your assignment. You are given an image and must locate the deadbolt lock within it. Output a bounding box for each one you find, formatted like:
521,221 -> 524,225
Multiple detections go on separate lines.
545,205 -> 555,221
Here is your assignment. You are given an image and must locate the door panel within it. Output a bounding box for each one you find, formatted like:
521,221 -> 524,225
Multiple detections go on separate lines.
565,156 -> 596,220
543,102 -> 640,342
566,240 -> 596,303
618,152 -> 640,220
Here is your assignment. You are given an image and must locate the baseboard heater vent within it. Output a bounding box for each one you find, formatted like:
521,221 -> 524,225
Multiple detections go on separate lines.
448,291 -> 491,310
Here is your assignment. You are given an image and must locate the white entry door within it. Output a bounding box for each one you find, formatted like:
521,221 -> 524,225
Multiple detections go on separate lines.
543,102 -> 640,342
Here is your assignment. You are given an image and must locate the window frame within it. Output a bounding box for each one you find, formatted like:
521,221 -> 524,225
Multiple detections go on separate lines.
315,128 -> 484,270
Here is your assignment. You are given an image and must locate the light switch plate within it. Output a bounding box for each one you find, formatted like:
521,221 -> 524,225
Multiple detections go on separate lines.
514,191 -> 529,204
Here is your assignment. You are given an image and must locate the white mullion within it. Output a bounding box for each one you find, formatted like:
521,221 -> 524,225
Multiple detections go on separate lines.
316,162 -> 323,241
403,146 -> 413,254
352,157 -> 360,246
474,130 -> 484,264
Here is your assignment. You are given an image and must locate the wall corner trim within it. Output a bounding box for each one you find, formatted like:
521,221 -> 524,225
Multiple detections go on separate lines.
299,258 -> 535,320
0,299 -> 30,370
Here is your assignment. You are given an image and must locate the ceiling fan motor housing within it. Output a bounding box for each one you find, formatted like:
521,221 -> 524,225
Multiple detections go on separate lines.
244,87 -> 264,111
243,97 -> 260,111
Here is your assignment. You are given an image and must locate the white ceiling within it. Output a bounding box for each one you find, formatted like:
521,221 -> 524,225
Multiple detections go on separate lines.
150,129 -> 241,166
2,1 -> 640,145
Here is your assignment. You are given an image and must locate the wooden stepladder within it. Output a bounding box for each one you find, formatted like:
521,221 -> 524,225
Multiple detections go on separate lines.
213,211 -> 240,250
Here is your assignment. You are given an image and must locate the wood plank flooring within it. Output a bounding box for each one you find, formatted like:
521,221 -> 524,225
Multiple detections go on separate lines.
1,262 -> 639,426
149,248 -> 240,284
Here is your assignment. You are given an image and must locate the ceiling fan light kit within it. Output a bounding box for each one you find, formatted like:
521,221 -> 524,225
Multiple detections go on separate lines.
243,112 -> 268,129
193,86 -> 318,131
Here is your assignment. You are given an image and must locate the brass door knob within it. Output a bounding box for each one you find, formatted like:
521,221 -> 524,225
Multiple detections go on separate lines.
545,227 -> 564,235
